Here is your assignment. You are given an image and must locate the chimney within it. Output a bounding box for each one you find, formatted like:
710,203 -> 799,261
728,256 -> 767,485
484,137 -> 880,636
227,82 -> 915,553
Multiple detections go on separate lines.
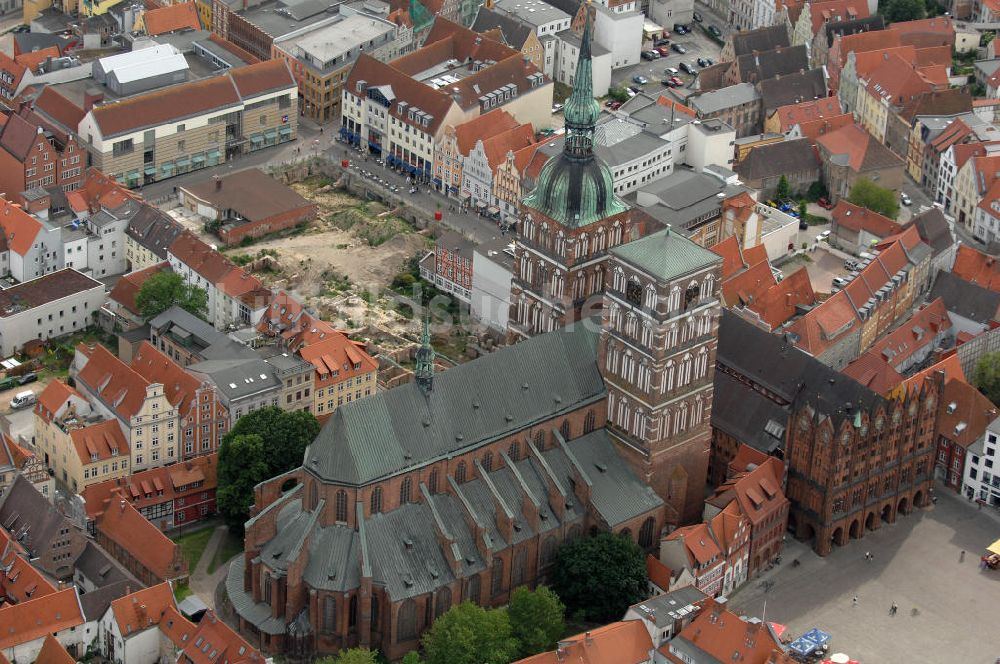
214,175 -> 222,191
584,631 -> 593,645
84,87 -> 104,113
137,604 -> 147,625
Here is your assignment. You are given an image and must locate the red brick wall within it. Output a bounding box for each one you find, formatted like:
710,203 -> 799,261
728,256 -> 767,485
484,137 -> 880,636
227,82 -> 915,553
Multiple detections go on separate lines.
217,204 -> 317,246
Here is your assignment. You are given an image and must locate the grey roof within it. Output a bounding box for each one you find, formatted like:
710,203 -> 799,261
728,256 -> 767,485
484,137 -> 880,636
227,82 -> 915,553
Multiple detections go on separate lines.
533,0 -> 580,18
13,32 -> 72,53
126,206 -> 184,259
668,634 -> 727,664
628,586 -> 709,628
758,68 -> 827,114
436,229 -> 475,259
728,24 -> 790,58
611,227 -> 721,283
226,556 -> 292,635
493,0 -> 570,27
712,370 -> 788,454
74,540 -> 129,588
631,168 -> 746,232
189,357 -> 281,401
471,6 -> 534,48
621,95 -> 695,136
734,138 -> 818,181
717,310 -> 884,429
689,83 -> 760,115
541,116 -> 669,168
79,579 -> 132,621
0,475 -> 83,560
734,44 -> 807,84
975,59 -> 1000,80
193,36 -> 252,68
150,306 -> 256,362
306,322 -> 605,485
909,207 -> 953,257
555,28 -> 610,57
822,15 -> 885,46
928,271 -> 1000,325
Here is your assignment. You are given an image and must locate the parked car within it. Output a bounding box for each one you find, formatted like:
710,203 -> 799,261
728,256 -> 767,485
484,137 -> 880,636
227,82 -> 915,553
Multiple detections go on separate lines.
657,46 -> 672,56
632,75 -> 649,85
900,192 -> 912,206
664,66 -> 679,75
697,57 -> 709,67
832,277 -> 849,288
669,76 -> 684,86
817,197 -> 833,209
606,100 -> 623,110
12,25 -> 29,33
17,372 -> 37,386
0,377 -> 16,391
552,103 -> 564,113
671,43 -> 686,53
680,62 -> 696,75
628,85 -> 642,95
10,391 -> 35,410
708,25 -> 722,37
692,10 -> 703,21
641,50 -> 658,60
674,23 -> 688,33
844,259 -> 860,270
662,78 -> 678,87
799,220 -> 809,230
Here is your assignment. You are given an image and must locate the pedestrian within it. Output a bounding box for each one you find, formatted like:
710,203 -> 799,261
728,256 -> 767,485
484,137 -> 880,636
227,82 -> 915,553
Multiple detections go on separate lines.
890,602 -> 897,616
960,550 -> 966,562
852,596 -> 858,607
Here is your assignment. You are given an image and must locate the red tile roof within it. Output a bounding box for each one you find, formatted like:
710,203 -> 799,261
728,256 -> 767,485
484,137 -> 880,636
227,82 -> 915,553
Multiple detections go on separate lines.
808,0 -> 868,34
655,96 -> 697,117
516,620 -> 653,664
34,635 -> 75,664
206,34 -> 259,65
831,200 -> 903,237
729,444 -> 770,475
861,53 -> 940,107
168,232 -> 263,298
0,588 -> 84,649
80,454 -> 217,521
952,244 -> 1000,292
109,583 -> 176,636
35,379 -> 85,423
715,457 -> 786,527
887,16 -> 955,39
14,47 -> 59,74
108,262 -> 171,317
143,1 -> 201,35
229,59 -> 295,98
0,52 -> 27,100
710,236 -> 745,280
937,377 -> 998,448
482,122 -> 536,170
664,522 -> 721,566
870,297 -> 951,366
842,350 -> 904,393
179,609 -> 263,664
795,112 -> 854,144
69,419 -> 129,467
30,86 -> 85,137
0,196 -> 43,256
130,340 -> 206,416
0,526 -> 58,606
890,352 -> 965,400
68,170 -> 140,215
661,598 -> 790,664
76,343 -> 151,421
749,267 -> 816,329
708,499 -> 747,554
257,290 -> 339,349
771,97 -> 843,132
454,108 -> 517,155
816,122 -> 902,173
95,499 -> 187,581
722,259 -> 775,308
300,332 -> 378,381
646,554 -> 673,591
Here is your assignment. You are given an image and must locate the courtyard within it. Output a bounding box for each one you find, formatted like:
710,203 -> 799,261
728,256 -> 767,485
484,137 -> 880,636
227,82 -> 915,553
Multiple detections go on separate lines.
728,487 -> 1000,663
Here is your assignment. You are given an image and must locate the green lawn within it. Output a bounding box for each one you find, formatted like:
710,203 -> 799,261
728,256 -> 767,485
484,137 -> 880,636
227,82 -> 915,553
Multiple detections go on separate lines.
174,527 -> 215,569
208,528 -> 244,574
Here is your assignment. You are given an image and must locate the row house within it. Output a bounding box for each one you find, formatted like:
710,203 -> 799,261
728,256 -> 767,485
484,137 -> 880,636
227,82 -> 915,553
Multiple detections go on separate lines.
341,18 -> 552,176
80,453 -> 218,531
787,226 -> 932,369
790,0 -> 868,55
167,231 -> 269,331
433,108 -> 519,198
0,112 -> 83,198
93,498 -> 187,586
130,340 -> 229,459
965,415 -> 1000,507
124,206 -> 184,272
72,343 -> 181,474
936,140 -> 996,215
809,15 -> 885,70
974,178 -> 1000,243
935,377 -> 998,492
493,138 -> 546,221
419,229 -> 475,302
954,153 -> 1000,233
0,431 -> 53,500
659,522 -> 732,597
78,60 -> 297,188
298,331 -> 378,420
35,380 -> 106,491
461,123 -> 536,214
623,587 -> 710,650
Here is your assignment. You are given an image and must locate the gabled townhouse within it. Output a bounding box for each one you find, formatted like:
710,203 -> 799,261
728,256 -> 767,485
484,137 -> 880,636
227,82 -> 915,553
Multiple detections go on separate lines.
461,122 -> 536,213
763,96 -> 845,136
928,271 -> 1000,337
77,60 -> 298,187
513,620 -> 654,664
130,341 -> 229,459
0,112 -> 83,198
704,500 -> 750,596
965,415 -> 1000,506
167,231 -> 269,331
816,123 -> 904,203
973,177 -> 1000,244
0,431 -> 53,500
0,588 -> 86,662
298,328 -> 378,420
936,140 -> 997,214
493,138 -> 546,221
106,262 -> 172,330
80,453 -> 218,531
99,583 -> 179,664
722,44 -> 808,87
342,18 -> 552,174
906,207 -> 956,276
659,522 -> 727,597
72,342 -> 181,473
419,229 -> 475,301
433,108 -> 519,198
790,0 -> 867,52
952,243 -> 1000,292
125,206 -> 184,272
93,498 -> 187,586
809,15 -> 884,69
908,116 -> 973,197
953,153 -> 1000,231
657,597 -> 794,664
935,377 -> 997,493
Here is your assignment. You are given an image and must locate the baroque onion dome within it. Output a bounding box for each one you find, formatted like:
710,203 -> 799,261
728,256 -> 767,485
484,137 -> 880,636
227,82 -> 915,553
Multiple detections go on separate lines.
522,5 -> 627,227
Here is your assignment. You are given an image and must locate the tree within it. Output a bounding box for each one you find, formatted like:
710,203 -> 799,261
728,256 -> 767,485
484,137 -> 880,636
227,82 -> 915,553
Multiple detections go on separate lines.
608,86 -> 630,103
879,0 -> 925,22
974,352 -> 1000,407
135,271 -> 208,320
776,175 -> 791,200
551,532 -> 647,623
400,653 -> 423,664
315,649 -> 379,664
421,602 -> 519,664
217,407 -> 321,530
848,178 -> 900,219
806,180 -> 828,202
508,586 -> 566,657
798,199 -> 808,221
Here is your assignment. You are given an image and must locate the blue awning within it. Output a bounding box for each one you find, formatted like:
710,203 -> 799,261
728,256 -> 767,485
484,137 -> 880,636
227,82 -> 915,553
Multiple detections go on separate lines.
432,177 -> 442,186
339,127 -> 349,137
406,164 -> 416,174
422,163 -> 431,172
387,155 -> 397,166
448,185 -> 459,194
788,638 -> 817,656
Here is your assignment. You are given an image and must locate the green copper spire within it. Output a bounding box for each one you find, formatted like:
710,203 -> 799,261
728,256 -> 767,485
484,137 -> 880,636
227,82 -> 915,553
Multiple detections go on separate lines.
415,316 -> 434,393
522,6 -> 627,228
408,0 -> 434,32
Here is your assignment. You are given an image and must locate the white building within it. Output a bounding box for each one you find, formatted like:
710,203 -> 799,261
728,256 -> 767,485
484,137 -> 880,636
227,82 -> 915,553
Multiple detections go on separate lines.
0,269 -> 105,357
471,237 -> 516,332
648,0 -> 694,31
965,416 -> 1000,506
686,119 -> 737,173
554,28 -> 613,96
592,2 -> 644,70
758,203 -> 798,260
494,0 -> 571,79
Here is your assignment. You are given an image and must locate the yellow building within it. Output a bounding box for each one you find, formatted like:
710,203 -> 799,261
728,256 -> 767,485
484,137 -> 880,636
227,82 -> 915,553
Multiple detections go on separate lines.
299,334 -> 378,421
80,0 -> 125,16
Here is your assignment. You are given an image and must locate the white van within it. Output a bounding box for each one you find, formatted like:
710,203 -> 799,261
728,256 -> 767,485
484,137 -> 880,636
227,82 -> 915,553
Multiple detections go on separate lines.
10,390 -> 35,410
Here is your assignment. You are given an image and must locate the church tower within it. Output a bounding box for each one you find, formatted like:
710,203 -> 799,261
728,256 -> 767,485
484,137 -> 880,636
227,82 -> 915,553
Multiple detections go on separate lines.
599,227 -> 724,525
508,11 -> 652,340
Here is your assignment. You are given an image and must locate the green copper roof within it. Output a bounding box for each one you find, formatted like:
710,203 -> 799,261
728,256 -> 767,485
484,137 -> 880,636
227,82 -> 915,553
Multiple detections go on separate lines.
522,9 -> 627,228
409,0 -> 434,31
611,227 -> 721,281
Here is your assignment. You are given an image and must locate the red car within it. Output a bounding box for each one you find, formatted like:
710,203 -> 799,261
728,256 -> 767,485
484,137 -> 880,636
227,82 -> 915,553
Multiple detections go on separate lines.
669,76 -> 683,86
656,46 -> 671,56
606,100 -> 623,110
817,197 -> 833,209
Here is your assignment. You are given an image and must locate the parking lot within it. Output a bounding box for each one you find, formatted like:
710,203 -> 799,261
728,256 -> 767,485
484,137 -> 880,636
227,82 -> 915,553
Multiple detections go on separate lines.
610,18 -> 726,101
